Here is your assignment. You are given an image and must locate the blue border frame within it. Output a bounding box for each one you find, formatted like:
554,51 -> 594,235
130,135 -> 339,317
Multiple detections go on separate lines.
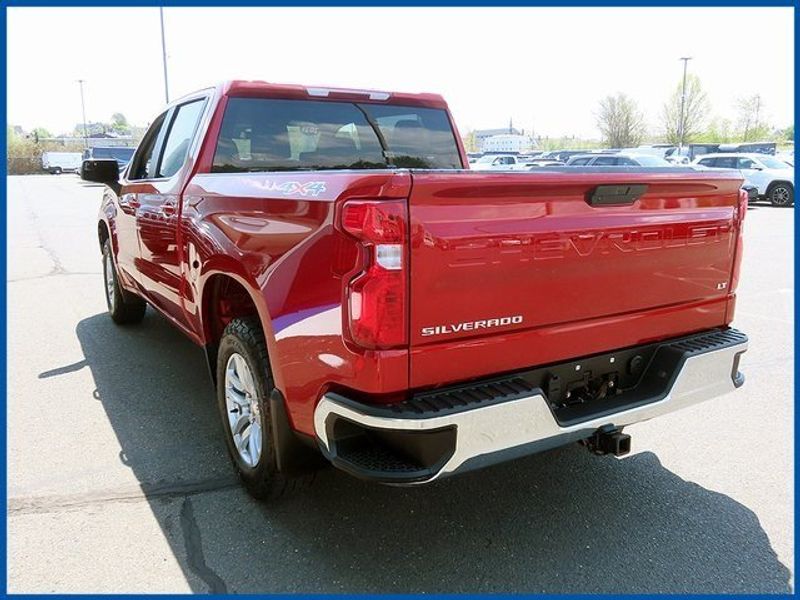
2,1 -> 796,597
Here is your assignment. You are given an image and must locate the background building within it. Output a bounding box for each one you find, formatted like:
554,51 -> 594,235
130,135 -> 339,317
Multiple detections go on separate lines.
482,133 -> 537,153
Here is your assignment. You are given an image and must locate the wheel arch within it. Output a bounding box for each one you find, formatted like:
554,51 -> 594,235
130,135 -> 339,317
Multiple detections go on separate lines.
97,219 -> 110,251
199,268 -> 319,475
198,268 -> 278,386
766,179 -> 794,194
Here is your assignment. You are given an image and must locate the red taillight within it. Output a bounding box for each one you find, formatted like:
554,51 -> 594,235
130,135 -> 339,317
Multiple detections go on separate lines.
341,200 -> 408,349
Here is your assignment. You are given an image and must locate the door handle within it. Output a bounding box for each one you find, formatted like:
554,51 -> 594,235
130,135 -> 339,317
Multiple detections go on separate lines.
587,184 -> 648,206
160,200 -> 176,216
120,193 -> 140,211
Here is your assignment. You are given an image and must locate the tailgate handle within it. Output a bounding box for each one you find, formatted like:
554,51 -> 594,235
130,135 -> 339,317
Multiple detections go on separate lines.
588,184 -> 648,206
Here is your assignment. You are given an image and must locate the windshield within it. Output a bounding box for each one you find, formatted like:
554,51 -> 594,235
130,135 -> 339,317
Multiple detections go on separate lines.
633,155 -> 670,166
212,97 -> 462,172
758,156 -> 791,169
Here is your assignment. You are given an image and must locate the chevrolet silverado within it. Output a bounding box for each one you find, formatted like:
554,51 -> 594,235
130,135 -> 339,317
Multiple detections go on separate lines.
82,81 -> 748,500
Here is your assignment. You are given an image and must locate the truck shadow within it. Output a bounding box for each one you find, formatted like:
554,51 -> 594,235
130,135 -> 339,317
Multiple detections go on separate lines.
62,311 -> 791,594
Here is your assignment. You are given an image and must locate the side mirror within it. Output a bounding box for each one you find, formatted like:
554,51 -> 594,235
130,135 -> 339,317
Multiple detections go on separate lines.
751,165 -> 763,171
81,159 -> 120,187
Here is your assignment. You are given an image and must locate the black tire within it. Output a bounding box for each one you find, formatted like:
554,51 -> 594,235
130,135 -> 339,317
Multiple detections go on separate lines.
49,167 -> 62,175
102,239 -> 146,324
216,317 -> 302,501
768,182 -> 794,207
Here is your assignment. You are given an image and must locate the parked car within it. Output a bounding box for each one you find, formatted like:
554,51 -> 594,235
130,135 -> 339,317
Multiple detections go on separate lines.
83,80 -> 748,500
742,183 -> 759,202
80,147 -> 137,178
565,153 -> 672,167
692,153 -> 794,206
470,154 -> 531,170
687,142 -> 777,161
523,159 -> 564,168
541,149 -> 593,162
81,146 -> 136,170
41,151 -> 82,174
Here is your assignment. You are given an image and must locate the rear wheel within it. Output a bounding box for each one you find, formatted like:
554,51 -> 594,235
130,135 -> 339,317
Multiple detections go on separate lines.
769,183 -> 794,207
50,167 -> 62,175
102,239 -> 146,324
216,317 -> 299,500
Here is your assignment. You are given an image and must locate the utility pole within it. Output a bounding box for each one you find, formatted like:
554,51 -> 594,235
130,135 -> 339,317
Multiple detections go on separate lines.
77,79 -> 89,149
160,7 -> 170,104
677,56 -> 692,155
754,94 -> 761,136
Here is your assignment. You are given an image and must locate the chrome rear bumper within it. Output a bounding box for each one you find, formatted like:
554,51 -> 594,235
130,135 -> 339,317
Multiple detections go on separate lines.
314,328 -> 747,484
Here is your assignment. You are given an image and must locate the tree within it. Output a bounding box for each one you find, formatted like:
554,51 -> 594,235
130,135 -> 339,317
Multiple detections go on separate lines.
31,127 -> 52,141
696,117 -> 734,143
462,129 -> 477,153
661,74 -> 709,145
595,93 -> 645,148
735,95 -> 771,141
110,113 -> 130,135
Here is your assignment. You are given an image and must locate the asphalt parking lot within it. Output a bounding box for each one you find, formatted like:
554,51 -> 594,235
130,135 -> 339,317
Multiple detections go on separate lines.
6,174 -> 794,593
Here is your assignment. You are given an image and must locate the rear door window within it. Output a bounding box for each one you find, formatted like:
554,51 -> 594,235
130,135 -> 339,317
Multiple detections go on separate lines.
213,97 -> 462,172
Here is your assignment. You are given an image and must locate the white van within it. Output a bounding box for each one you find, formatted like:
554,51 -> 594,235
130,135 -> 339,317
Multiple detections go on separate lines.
41,152 -> 82,174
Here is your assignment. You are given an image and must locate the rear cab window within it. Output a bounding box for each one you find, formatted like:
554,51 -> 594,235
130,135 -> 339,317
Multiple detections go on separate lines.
212,97 -> 462,173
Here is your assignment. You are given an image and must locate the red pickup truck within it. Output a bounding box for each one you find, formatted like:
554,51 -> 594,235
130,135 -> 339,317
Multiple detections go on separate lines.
83,81 -> 748,500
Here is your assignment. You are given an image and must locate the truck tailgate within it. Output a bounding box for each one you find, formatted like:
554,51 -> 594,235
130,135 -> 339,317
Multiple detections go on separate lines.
408,170 -> 744,388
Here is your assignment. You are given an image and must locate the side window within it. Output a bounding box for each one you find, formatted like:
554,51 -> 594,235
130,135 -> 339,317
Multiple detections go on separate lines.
157,99 -> 207,178
593,156 -> 616,166
738,157 -> 757,169
715,157 -> 738,169
571,157 -> 591,165
129,113 -> 167,180
698,158 -> 715,167
617,157 -> 636,166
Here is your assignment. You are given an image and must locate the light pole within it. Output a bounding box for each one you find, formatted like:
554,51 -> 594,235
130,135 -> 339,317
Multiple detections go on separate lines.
677,56 -> 692,155
77,79 -> 89,149
754,94 -> 761,136
159,7 -> 170,104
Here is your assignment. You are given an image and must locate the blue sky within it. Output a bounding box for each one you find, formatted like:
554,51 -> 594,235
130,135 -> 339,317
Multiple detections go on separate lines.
7,7 -> 794,139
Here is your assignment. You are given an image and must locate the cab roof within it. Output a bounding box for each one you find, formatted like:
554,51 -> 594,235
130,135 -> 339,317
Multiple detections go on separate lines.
218,80 -> 449,109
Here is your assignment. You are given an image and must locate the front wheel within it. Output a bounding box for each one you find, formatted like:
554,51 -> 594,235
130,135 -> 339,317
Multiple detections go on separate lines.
102,239 -> 146,324
769,183 -> 794,207
216,317 -> 298,500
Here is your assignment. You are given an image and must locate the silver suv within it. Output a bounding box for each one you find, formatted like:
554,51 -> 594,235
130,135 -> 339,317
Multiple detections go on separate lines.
692,153 -> 794,207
